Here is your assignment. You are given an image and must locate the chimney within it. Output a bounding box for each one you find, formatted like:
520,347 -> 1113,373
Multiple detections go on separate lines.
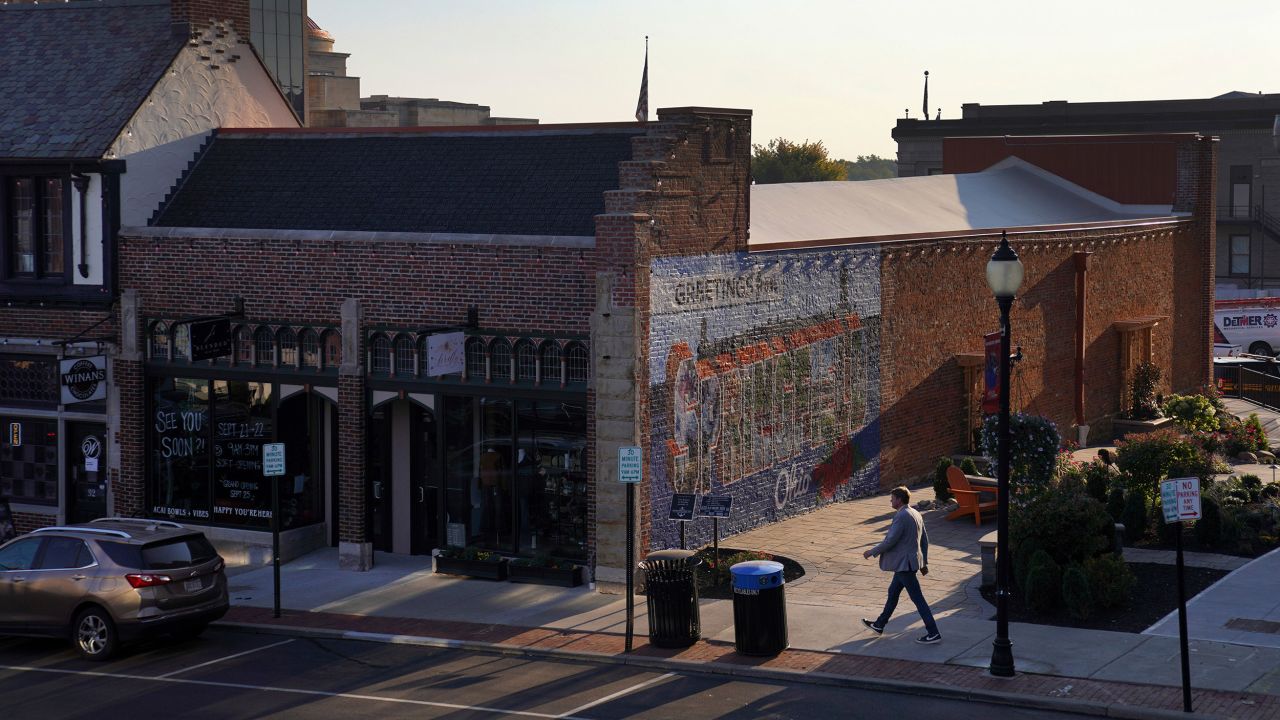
170,0 -> 251,35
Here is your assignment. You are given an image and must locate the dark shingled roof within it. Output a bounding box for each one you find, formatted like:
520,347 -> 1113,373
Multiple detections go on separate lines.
154,131 -> 643,236
0,0 -> 183,159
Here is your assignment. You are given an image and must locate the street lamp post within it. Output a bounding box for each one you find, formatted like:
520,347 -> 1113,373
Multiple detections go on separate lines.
986,231 -> 1023,678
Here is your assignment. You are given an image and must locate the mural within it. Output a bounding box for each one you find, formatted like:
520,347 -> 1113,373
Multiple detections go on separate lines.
648,248 -> 882,549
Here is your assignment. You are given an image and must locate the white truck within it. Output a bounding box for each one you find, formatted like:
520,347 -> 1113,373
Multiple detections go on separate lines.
1215,299 -> 1280,356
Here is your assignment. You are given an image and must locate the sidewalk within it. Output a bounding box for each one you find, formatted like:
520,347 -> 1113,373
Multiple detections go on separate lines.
212,399 -> 1280,719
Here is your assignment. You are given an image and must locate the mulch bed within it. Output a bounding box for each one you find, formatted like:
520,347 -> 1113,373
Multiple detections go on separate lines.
979,562 -> 1229,633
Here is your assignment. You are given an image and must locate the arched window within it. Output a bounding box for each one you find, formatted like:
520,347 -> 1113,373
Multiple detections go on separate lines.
278,327 -> 298,368
322,330 -> 342,369
490,338 -> 512,382
394,335 -> 415,376
370,335 -> 391,374
539,341 -> 562,386
234,325 -> 252,365
300,329 -> 320,369
515,340 -> 537,382
172,323 -> 190,361
254,327 -> 275,367
149,322 -> 169,360
566,342 -> 589,384
465,337 -> 487,380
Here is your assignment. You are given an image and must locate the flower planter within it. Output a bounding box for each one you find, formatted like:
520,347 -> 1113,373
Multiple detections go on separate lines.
507,563 -> 584,588
1111,417 -> 1173,442
434,556 -> 508,581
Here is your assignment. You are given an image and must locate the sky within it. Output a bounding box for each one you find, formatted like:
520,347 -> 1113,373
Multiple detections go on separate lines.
307,0 -> 1280,161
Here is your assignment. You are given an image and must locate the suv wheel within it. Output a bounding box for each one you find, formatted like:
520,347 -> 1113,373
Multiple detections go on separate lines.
74,607 -> 117,661
1250,341 -> 1274,356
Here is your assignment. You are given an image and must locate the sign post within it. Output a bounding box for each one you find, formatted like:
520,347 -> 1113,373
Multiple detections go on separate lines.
697,495 -> 733,586
263,442 -> 286,618
668,493 -> 696,549
1161,476 -> 1201,714
619,446 -> 642,653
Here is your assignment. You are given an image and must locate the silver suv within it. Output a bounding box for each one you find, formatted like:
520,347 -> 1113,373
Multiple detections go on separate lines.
0,518 -> 229,660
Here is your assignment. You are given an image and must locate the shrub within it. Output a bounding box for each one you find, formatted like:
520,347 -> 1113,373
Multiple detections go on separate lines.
697,549 -> 773,589
1221,414 -> 1269,456
1106,485 -> 1126,521
1122,491 -> 1148,543
1162,393 -> 1219,433
1083,460 -> 1113,503
1011,484 -> 1112,574
439,546 -> 500,562
960,457 -> 980,476
933,457 -> 955,503
1024,550 -> 1062,613
1116,429 -> 1213,503
1083,553 -> 1135,609
1013,536 -> 1044,593
1124,362 -> 1163,420
1061,564 -> 1093,620
1240,474 -> 1263,503
980,412 -> 1061,497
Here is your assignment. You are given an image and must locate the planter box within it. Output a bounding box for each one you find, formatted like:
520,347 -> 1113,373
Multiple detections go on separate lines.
434,556 -> 508,581
1111,416 -> 1173,441
508,563 -> 584,588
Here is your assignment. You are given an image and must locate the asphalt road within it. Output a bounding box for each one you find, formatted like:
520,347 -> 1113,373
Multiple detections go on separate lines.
0,628 -> 1097,719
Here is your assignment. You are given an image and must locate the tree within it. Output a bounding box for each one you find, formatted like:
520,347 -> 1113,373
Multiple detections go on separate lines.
751,138 -> 846,184
840,154 -> 897,181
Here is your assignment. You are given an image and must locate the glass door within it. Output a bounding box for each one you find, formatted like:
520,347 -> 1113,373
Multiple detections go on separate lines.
65,422 -> 106,524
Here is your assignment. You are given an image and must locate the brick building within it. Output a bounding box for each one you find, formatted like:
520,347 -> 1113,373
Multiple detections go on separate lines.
0,0 -> 296,535
892,92 -> 1277,297
115,115 -> 1213,585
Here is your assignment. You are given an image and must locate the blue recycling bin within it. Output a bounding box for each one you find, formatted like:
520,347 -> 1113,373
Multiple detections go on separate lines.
731,560 -> 788,656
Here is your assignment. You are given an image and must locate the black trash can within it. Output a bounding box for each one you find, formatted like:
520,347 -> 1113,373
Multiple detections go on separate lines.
639,549 -> 702,648
731,560 -> 788,656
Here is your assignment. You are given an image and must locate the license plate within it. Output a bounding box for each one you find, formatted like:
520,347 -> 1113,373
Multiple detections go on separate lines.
184,578 -> 202,592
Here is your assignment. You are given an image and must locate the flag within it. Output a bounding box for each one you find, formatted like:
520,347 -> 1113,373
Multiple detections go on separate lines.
635,38 -> 648,123
922,70 -> 929,121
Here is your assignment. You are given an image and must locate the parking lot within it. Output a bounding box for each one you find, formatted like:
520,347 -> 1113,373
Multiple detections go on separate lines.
0,627 -> 1091,719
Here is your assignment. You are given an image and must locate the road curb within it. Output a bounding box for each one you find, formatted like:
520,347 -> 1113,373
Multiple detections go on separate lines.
214,620 -> 1223,720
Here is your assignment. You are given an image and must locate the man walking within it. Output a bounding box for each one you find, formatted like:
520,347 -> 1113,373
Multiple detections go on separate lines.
861,486 -> 941,643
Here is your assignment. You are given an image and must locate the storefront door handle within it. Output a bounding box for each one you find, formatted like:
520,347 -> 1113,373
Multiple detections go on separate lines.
417,487 -> 424,503
373,482 -> 383,500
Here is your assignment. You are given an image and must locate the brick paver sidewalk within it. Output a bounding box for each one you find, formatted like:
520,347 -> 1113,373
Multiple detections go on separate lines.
222,606 -> 1278,719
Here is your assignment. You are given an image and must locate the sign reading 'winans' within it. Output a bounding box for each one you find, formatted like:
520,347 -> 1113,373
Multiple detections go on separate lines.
661,271 -> 782,311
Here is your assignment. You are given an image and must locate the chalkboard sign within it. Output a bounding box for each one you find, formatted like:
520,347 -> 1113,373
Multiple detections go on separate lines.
0,499 -> 15,543
697,495 -> 733,519
669,493 -> 696,521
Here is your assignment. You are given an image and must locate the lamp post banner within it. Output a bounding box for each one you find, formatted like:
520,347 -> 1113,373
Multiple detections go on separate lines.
982,331 -> 1001,414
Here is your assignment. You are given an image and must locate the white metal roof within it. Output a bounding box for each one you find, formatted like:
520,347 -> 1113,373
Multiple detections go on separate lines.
747,157 -> 1181,247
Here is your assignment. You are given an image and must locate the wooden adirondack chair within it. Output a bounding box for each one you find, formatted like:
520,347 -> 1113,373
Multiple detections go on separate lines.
945,465 -> 998,525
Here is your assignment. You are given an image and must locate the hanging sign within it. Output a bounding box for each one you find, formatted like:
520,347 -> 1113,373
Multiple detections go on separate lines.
82,435 -> 101,472
189,316 -> 233,362
982,331 -> 1001,414
60,355 -> 107,404
426,331 -> 466,376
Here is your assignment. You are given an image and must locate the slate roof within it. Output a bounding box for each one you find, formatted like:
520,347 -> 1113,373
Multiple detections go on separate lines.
0,0 -> 183,159
154,130 -> 643,236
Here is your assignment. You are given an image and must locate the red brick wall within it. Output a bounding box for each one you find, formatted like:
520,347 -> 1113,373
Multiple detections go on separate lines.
879,221 -> 1211,484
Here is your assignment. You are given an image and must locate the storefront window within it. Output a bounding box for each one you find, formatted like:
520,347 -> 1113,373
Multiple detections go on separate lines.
0,416 -> 58,505
443,395 -> 474,547
516,400 -> 587,560
151,377 -> 210,521
212,380 -> 273,528
475,398 -> 512,550
0,355 -> 58,407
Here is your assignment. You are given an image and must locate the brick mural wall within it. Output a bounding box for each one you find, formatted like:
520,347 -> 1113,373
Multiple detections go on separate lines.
646,247 -> 882,550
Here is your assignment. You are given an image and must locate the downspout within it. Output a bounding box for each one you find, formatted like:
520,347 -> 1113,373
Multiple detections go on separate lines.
72,174 -> 90,278
1074,251 -> 1092,446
